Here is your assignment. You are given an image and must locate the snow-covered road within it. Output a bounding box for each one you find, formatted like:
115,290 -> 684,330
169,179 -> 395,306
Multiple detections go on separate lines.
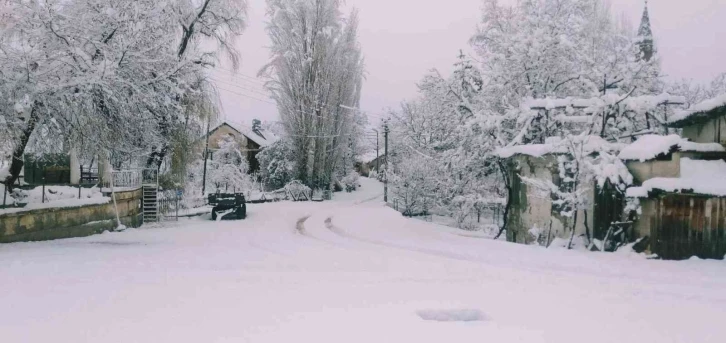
2,177 -> 726,343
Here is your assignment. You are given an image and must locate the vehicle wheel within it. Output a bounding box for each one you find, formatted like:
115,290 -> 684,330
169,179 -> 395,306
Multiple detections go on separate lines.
211,210 -> 217,221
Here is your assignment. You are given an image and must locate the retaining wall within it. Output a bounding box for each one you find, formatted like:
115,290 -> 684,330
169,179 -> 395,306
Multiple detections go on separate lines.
0,188 -> 143,243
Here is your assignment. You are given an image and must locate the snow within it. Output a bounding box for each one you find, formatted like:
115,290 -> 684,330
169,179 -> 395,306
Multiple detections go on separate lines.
416,309 -> 487,322
355,151 -> 379,164
2,177 -> 726,342
525,94 -> 686,112
618,134 -> 725,162
669,93 -> 726,124
524,97 -> 598,109
627,158 -> 726,198
0,196 -> 110,215
495,135 -> 620,158
1,185 -> 108,211
226,121 -> 279,148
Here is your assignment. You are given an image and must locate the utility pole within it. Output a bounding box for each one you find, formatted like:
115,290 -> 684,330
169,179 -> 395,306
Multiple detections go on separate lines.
376,131 -> 380,173
201,115 -> 211,195
384,122 -> 389,203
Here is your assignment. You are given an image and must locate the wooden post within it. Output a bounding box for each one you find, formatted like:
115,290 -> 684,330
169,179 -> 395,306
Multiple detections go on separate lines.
42,176 -> 46,203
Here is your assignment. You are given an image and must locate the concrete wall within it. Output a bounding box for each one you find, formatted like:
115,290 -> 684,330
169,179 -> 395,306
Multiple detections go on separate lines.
625,153 -> 681,185
507,155 -> 594,245
682,116 -> 726,146
0,188 -> 143,243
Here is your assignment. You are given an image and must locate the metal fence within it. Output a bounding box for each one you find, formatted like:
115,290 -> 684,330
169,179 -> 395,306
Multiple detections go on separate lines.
158,190 -> 183,221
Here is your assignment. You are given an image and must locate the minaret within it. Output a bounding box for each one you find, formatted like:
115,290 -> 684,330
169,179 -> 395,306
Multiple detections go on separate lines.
637,1 -> 654,62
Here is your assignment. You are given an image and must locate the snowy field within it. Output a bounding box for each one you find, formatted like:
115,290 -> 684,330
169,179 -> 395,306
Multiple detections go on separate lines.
2,177 -> 726,342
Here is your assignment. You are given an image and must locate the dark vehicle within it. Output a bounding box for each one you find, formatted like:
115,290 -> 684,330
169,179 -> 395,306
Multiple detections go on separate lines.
208,193 -> 247,220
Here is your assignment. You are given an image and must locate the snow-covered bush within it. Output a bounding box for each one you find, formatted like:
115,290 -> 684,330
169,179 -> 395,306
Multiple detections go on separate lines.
389,155 -> 437,216
341,172 -> 360,192
284,180 -> 312,200
257,139 -> 296,190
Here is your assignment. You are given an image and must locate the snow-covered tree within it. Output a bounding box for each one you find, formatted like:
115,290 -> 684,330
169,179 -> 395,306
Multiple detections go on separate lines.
206,136 -> 253,193
0,0 -> 247,191
520,134 -> 631,248
260,0 -> 364,189
257,138 -> 297,190
386,0 -> 661,233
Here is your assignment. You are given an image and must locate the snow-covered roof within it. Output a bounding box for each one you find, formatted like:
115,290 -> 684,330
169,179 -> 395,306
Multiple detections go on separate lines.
495,136 -> 621,159
618,134 -> 725,162
211,122 -> 279,148
666,94 -> 726,128
627,158 -> 726,198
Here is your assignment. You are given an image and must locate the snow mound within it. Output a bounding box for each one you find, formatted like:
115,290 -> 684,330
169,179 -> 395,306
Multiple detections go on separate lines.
416,309 -> 487,322
626,158 -> 726,197
618,134 -> 724,162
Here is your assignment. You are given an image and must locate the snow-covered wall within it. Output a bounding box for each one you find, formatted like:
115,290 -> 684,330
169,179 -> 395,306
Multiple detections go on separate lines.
625,154 -> 681,185
507,155 -> 594,245
0,189 -> 142,243
681,116 -> 726,147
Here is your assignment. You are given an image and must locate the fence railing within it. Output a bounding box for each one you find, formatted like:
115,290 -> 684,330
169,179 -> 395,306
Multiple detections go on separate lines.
104,168 -> 158,189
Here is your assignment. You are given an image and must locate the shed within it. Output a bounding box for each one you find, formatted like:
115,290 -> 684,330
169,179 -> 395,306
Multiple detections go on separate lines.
496,137 -> 626,246
621,133 -> 726,259
666,94 -> 726,146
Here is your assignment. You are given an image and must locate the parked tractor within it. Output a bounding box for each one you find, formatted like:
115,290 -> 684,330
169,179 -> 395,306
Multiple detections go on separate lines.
208,193 -> 247,220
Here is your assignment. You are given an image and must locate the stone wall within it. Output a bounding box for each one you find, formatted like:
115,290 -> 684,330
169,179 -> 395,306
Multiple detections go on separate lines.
0,188 -> 143,243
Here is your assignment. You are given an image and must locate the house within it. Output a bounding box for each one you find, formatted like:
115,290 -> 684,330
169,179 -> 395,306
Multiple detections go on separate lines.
623,96 -> 726,260
355,152 -> 382,177
496,136 -> 625,246
200,121 -> 277,173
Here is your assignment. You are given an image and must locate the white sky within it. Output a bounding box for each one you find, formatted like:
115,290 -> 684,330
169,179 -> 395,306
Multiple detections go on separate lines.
214,0 -> 726,125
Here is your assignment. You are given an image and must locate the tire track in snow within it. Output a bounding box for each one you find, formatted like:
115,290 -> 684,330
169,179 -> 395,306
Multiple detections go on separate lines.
324,216 -> 483,264
354,193 -> 384,205
295,215 -> 312,236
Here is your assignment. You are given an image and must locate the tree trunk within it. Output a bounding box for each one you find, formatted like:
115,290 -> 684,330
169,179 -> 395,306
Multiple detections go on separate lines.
567,210 -> 579,249
494,160 -> 512,240
3,103 -> 41,192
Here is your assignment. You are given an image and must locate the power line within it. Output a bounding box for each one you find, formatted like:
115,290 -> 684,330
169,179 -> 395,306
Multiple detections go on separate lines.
214,85 -> 277,105
209,76 -> 271,98
210,72 -> 269,89
210,66 -> 268,85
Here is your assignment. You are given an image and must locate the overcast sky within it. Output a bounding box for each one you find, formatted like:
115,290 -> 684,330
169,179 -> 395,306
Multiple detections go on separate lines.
214,0 -> 726,125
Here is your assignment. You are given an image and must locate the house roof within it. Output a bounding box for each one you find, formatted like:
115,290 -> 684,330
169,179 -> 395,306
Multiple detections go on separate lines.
627,158 -> 726,198
618,134 -> 724,162
205,122 -> 278,148
666,94 -> 726,128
